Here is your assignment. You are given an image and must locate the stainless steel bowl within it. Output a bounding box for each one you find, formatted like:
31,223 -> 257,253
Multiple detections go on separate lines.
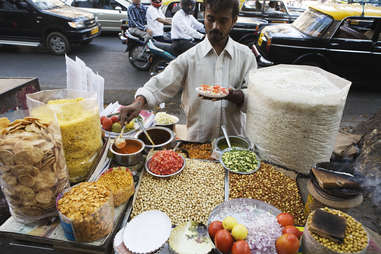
135,126 -> 176,152
212,135 -> 252,158
145,154 -> 186,178
110,138 -> 145,166
219,147 -> 261,175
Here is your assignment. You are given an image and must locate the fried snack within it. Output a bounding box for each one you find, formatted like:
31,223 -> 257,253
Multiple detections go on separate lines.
57,182 -> 114,242
97,167 -> 134,207
0,117 -> 69,224
31,97 -> 103,183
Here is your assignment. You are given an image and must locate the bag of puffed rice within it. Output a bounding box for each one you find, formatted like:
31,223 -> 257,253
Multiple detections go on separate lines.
246,65 -> 351,174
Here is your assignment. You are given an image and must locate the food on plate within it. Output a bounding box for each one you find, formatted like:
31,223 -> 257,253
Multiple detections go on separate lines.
208,221 -> 224,239
180,143 -> 212,159
111,122 -> 122,133
305,207 -> 368,253
111,115 -> 119,123
57,182 -> 114,242
97,167 -> 134,207
232,240 -> 251,254
196,84 -> 229,98
148,150 -> 183,175
222,149 -> 258,173
214,229 -> 234,254
277,213 -> 294,227
132,159 -> 224,225
222,216 -> 238,231
0,117 -> 69,223
100,116 -> 107,124
101,115 -> 138,133
31,97 -> 103,183
276,233 -> 300,254
102,117 -> 113,131
232,224 -> 248,240
282,225 -> 302,239
155,112 -> 178,125
229,163 -> 306,225
114,139 -> 143,154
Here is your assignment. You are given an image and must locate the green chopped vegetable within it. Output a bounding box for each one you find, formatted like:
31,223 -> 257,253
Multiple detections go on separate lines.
221,149 -> 258,173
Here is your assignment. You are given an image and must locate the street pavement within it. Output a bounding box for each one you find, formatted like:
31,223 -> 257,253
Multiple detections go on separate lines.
1,33 -> 381,126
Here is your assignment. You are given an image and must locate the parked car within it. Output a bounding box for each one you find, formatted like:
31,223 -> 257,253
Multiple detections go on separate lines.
240,0 -> 301,24
160,0 -> 268,47
67,0 -> 151,31
0,0 -> 100,54
256,3 -> 381,84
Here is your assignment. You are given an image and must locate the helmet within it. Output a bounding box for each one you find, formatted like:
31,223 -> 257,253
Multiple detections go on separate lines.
181,0 -> 196,15
152,0 -> 162,8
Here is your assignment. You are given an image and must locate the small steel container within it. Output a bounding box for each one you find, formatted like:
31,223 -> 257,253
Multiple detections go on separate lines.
135,126 -> 176,152
110,138 -> 145,166
212,135 -> 252,158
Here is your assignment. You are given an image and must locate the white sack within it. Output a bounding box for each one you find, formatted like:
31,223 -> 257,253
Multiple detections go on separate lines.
246,65 -> 351,174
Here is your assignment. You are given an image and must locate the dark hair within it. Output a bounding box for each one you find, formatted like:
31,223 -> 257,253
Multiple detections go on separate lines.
204,0 -> 239,18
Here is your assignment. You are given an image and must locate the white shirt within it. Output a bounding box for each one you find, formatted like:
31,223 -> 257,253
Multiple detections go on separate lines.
171,9 -> 204,40
136,37 -> 257,142
146,5 -> 165,37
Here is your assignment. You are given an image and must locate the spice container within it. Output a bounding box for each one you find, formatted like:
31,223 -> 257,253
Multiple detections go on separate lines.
27,90 -> 103,183
56,182 -> 114,242
135,126 -> 175,152
110,138 -> 145,167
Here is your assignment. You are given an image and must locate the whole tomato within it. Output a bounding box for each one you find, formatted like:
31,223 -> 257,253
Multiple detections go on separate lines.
102,118 -> 113,131
276,233 -> 300,254
208,221 -> 224,240
232,240 -> 251,254
111,115 -> 119,123
100,116 -> 106,124
276,213 -> 294,227
282,225 -> 302,239
214,229 -> 233,254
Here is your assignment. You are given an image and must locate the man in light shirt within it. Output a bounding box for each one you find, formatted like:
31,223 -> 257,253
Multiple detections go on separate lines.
171,0 -> 205,56
127,0 -> 152,41
120,0 -> 257,142
146,0 -> 172,42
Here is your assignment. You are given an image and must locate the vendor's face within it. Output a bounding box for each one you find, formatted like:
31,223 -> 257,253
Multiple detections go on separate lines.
204,6 -> 237,44
133,0 -> 141,5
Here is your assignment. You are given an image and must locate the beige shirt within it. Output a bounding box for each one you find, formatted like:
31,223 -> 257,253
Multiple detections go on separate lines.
136,37 -> 257,142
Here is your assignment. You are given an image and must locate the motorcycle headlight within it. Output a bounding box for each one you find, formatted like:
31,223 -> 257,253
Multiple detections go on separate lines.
68,20 -> 85,29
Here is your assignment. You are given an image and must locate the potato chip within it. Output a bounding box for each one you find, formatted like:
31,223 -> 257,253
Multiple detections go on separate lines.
0,117 -> 10,131
14,185 -> 35,200
34,171 -> 57,190
2,173 -> 17,187
25,123 -> 41,133
18,174 -> 35,187
0,150 -> 14,165
14,151 -> 34,165
36,189 -> 53,205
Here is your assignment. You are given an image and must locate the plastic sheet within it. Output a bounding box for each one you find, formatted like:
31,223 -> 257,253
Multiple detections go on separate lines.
246,65 -> 351,174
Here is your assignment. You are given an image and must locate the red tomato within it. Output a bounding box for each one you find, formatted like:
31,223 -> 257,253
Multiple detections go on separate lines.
208,221 -> 223,240
276,233 -> 300,254
214,229 -> 233,254
100,116 -> 106,124
232,240 -> 251,254
148,150 -> 183,175
111,115 -> 119,123
102,118 -> 113,131
282,225 -> 302,239
276,213 -> 294,227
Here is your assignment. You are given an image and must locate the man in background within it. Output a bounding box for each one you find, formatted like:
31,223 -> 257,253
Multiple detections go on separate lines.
146,0 -> 172,41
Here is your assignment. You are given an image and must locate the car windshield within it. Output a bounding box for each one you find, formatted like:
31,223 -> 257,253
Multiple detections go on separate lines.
29,0 -> 66,10
292,8 -> 332,37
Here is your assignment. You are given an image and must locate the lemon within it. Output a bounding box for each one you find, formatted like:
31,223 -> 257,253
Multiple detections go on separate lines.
222,216 -> 238,231
231,224 -> 248,240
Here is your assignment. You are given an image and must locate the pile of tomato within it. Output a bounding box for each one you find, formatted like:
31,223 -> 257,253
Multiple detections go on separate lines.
276,213 -> 303,254
148,150 -> 183,175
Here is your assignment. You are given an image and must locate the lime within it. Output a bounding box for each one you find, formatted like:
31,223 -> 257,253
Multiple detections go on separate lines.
222,216 -> 238,231
231,224 -> 248,240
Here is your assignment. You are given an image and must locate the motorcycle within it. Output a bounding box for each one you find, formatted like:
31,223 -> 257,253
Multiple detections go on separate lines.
146,38 -> 176,76
119,23 -> 151,71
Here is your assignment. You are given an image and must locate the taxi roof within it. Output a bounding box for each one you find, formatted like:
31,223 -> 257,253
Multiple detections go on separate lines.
309,3 -> 381,20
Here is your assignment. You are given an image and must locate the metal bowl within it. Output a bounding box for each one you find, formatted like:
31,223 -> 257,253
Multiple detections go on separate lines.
155,115 -> 179,131
135,126 -> 176,152
110,138 -> 145,166
212,136 -> 252,159
145,154 -> 186,178
219,147 -> 261,175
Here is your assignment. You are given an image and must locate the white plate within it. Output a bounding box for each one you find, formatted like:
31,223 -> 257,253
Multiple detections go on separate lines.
123,210 -> 172,254
195,86 -> 229,99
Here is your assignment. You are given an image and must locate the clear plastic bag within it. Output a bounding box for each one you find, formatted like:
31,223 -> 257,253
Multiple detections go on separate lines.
246,65 -> 351,174
0,115 -> 69,224
27,89 -> 103,183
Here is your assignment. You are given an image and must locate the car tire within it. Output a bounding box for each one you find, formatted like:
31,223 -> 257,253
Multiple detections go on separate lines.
80,39 -> 93,45
46,32 -> 71,55
129,45 -> 151,71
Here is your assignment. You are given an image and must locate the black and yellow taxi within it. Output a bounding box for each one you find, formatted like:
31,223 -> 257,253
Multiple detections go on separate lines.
256,3 -> 381,84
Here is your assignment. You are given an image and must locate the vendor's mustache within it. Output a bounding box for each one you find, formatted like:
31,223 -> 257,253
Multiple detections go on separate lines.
209,30 -> 223,36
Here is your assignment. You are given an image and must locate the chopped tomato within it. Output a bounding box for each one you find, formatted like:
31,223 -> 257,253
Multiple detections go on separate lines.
148,150 -> 183,175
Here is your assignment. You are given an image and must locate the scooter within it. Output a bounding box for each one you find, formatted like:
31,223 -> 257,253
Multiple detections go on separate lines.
119,27 -> 151,71
147,38 -> 176,76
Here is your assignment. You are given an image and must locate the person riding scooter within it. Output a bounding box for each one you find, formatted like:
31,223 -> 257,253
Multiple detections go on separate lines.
128,0 -> 153,42
146,0 -> 172,42
171,0 -> 205,56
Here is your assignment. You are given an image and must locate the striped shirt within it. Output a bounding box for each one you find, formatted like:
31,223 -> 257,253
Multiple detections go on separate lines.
127,3 -> 147,31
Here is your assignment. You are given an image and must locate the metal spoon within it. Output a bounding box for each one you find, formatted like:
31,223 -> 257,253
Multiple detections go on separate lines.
137,118 -> 155,146
221,125 -> 231,149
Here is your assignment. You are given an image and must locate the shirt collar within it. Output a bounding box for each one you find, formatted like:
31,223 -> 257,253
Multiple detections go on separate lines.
199,36 -> 234,59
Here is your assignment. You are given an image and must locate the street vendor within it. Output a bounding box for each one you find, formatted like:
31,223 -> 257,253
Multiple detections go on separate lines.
120,0 -> 257,142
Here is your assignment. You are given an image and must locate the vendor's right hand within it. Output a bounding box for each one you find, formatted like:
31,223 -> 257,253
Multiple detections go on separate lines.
119,103 -> 142,125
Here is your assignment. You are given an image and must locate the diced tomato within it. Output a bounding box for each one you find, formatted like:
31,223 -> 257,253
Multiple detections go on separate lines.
148,150 -> 183,175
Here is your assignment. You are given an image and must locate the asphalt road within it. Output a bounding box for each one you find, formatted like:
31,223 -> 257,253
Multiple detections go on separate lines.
1,33 -> 381,125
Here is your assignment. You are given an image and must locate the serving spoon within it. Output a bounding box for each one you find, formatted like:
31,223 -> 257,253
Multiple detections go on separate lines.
137,118 -> 155,146
221,125 -> 231,149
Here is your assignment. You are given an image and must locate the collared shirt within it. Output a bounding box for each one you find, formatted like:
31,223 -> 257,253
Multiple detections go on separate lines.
127,3 -> 147,31
171,9 -> 204,40
146,5 -> 165,37
136,37 -> 257,142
